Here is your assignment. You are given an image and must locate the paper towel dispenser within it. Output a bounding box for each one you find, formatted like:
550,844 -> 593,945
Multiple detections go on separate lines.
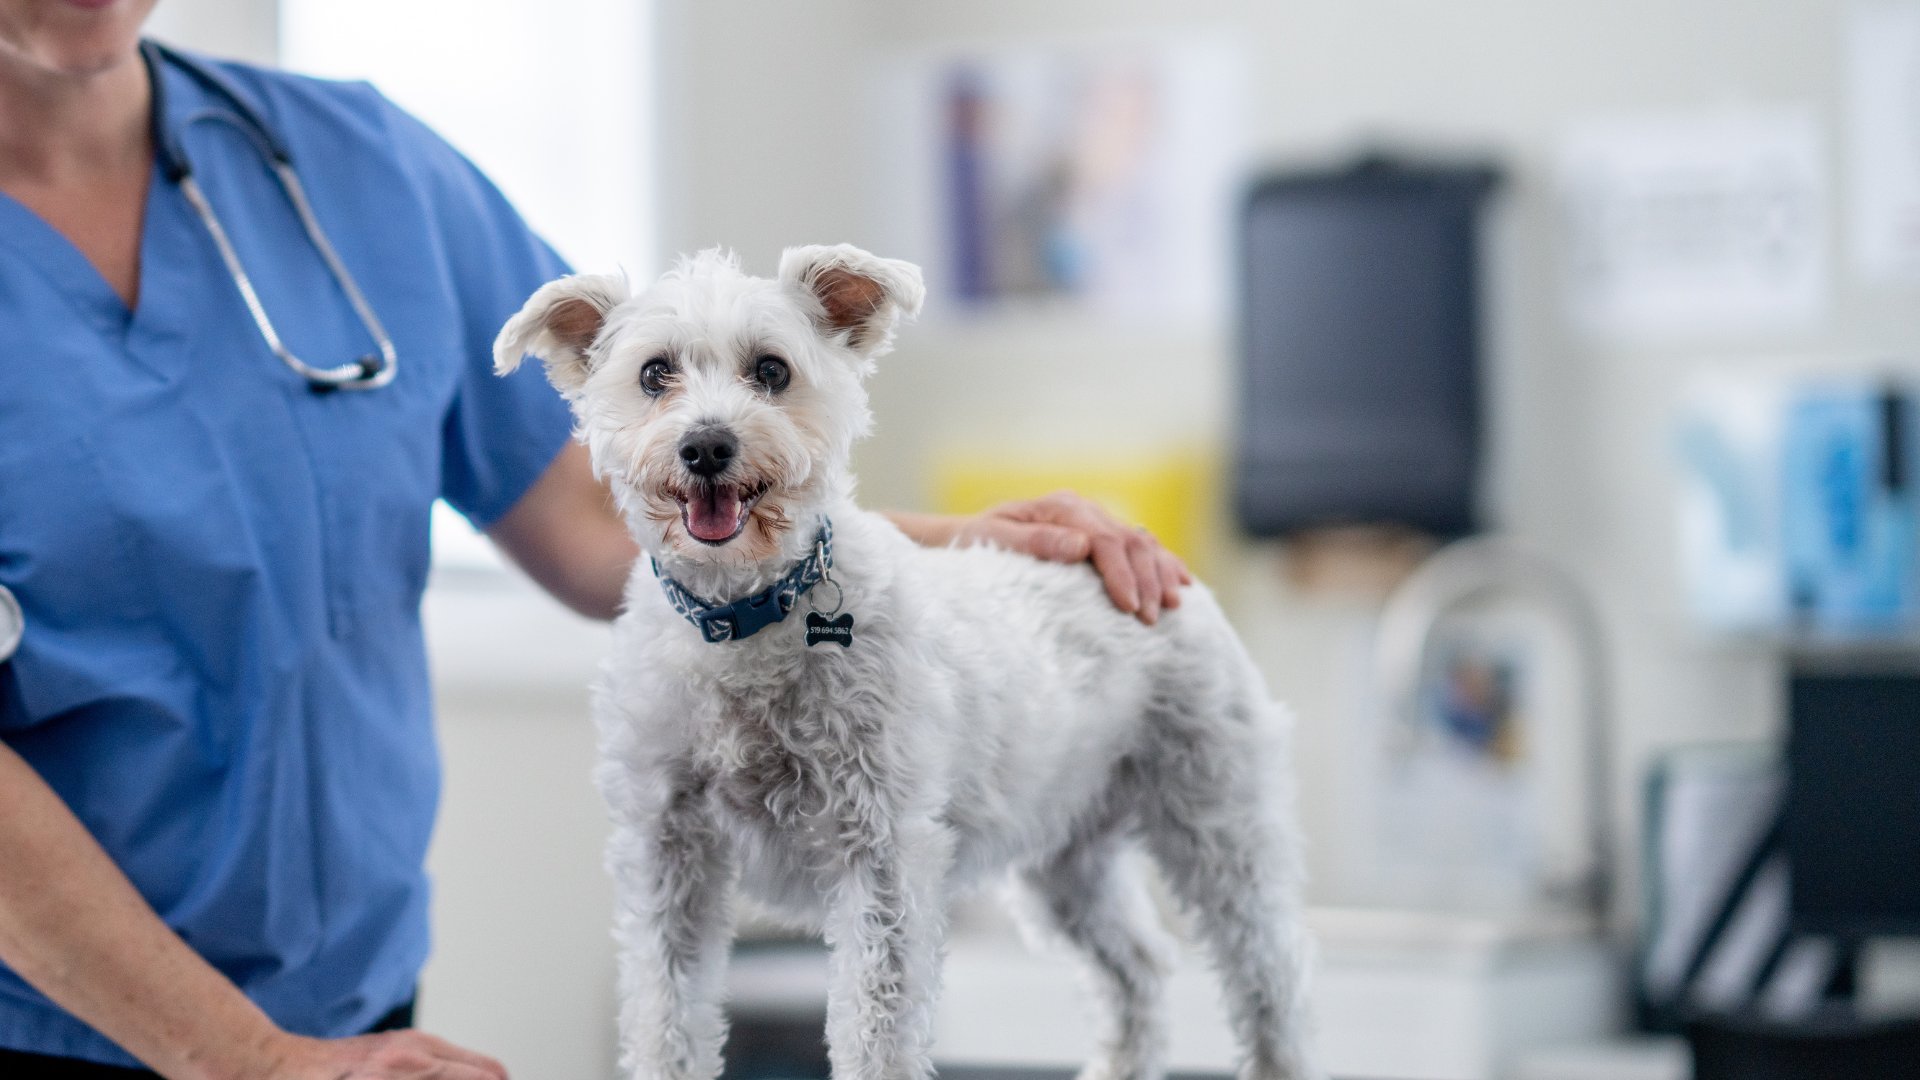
1232,156 -> 1500,538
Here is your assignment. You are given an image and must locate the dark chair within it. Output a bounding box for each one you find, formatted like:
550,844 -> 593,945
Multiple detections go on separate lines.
1687,1008 -> 1920,1080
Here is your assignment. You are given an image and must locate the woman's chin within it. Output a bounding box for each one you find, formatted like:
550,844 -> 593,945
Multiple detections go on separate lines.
0,1 -> 153,80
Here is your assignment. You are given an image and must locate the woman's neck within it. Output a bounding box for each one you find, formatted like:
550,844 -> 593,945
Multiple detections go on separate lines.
0,46 -> 149,185
0,44 -> 154,306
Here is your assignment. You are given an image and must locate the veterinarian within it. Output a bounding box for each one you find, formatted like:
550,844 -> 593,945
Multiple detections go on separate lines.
0,3 -> 1190,1079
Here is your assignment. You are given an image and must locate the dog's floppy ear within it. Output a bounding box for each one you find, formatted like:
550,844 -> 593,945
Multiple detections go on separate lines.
778,244 -> 925,358
493,272 -> 630,396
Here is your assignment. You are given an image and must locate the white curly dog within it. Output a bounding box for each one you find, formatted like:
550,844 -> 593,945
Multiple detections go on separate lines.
495,246 -> 1318,1080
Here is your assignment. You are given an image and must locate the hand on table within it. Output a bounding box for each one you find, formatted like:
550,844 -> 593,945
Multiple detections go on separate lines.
259,1030 -> 508,1080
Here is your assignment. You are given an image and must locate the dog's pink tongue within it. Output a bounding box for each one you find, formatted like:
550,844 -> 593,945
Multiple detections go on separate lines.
686,487 -> 744,542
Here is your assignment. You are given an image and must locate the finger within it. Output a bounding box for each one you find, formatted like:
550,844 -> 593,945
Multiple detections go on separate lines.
1089,534 -> 1141,614
1126,534 -> 1162,624
1158,550 -> 1189,609
449,1049 -> 509,1080
409,1033 -> 509,1080
988,520 -> 1091,563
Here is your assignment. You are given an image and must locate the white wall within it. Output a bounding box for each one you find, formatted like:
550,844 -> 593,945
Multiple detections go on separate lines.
656,0 -> 1920,926
146,0 -> 277,64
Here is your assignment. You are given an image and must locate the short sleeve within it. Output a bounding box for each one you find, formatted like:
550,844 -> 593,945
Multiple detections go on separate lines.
376,95 -> 577,529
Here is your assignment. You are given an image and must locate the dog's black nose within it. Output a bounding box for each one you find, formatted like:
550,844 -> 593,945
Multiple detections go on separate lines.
678,427 -> 738,478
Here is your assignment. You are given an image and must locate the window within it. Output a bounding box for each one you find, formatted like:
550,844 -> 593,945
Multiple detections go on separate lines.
281,0 -> 655,569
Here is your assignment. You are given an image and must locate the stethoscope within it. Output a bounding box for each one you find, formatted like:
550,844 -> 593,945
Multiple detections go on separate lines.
0,49 -> 401,668
141,40 -> 398,392
0,586 -> 20,665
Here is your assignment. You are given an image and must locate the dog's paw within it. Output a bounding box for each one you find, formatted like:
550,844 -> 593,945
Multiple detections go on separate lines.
1235,1057 -> 1324,1080
1075,1053 -> 1163,1080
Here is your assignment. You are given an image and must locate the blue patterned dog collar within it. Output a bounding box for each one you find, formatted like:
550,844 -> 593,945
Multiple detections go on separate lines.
651,520 -> 834,643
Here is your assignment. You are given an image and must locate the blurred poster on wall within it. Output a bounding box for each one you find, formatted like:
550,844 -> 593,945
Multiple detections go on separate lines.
1354,605 -> 1597,919
1848,3 -> 1920,283
1674,372 -> 1920,639
1557,109 -> 1828,339
873,36 -> 1245,323
1374,631 -> 1541,914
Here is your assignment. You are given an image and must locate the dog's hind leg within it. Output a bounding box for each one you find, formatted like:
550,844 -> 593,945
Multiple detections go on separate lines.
605,771 -> 736,1080
1011,830 -> 1176,1080
1140,702 -> 1319,1080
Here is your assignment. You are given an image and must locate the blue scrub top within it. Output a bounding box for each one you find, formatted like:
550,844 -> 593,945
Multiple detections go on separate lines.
0,50 -> 575,1067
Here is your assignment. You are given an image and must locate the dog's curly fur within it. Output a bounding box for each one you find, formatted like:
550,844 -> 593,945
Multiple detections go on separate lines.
496,246 -> 1320,1080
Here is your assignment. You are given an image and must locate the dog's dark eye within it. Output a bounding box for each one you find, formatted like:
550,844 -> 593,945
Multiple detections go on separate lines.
639,359 -> 673,397
753,355 -> 791,393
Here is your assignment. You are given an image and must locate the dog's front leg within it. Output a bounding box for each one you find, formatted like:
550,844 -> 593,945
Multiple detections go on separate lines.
609,778 -> 736,1080
822,816 -> 952,1080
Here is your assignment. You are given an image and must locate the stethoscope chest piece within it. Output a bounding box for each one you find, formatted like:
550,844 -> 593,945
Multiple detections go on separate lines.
143,39 -> 399,392
0,585 -> 21,664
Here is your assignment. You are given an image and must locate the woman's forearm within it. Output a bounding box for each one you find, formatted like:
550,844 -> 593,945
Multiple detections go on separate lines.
487,442 -> 639,621
878,510 -> 961,547
0,741 -> 288,1080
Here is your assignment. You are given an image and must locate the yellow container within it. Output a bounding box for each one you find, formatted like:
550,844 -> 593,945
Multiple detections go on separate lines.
931,447 -> 1217,571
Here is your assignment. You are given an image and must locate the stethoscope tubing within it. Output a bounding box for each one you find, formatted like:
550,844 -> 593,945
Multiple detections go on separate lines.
0,585 -> 21,664
141,40 -> 398,392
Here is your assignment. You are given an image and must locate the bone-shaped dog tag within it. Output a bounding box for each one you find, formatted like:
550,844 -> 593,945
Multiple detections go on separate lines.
805,611 -> 854,648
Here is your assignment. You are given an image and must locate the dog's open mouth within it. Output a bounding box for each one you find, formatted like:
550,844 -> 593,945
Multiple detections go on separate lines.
677,482 -> 766,545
